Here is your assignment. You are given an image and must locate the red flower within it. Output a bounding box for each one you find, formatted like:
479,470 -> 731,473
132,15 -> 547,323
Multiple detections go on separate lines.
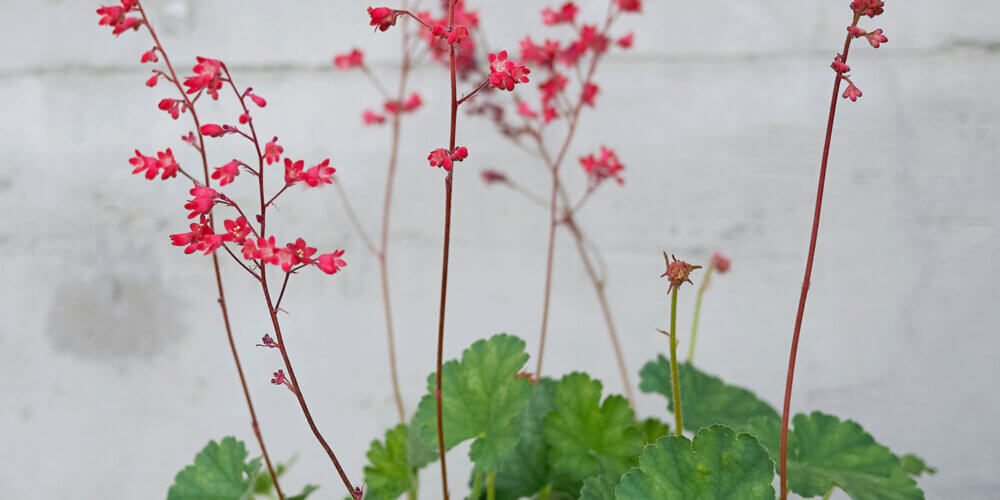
580,146 -> 625,185
317,250 -> 347,274
520,37 -> 560,67
275,248 -> 299,272
543,106 -> 558,123
831,53 -> 850,74
111,17 -> 142,35
842,82 -> 862,101
183,57 -> 224,99
264,137 -> 283,165
581,83 -> 599,107
241,239 -> 258,260
850,0 -> 885,18
616,0 -> 642,12
129,148 -> 178,180
481,169 -> 508,184
158,98 -> 185,119
170,216 -> 224,255
287,238 -> 317,265
539,73 -> 568,104
211,160 -> 240,186
224,217 -> 252,244
427,147 -> 469,171
448,25 -> 470,44
488,51 -> 531,91
403,92 -> 423,112
541,2 -> 578,25
255,236 -> 279,264
518,101 -> 539,119
334,49 -> 365,70
271,369 -> 287,385
141,49 -> 159,63
866,29 -> 888,48
258,334 -> 279,348
617,32 -> 634,48
97,2 -> 142,35
363,110 -> 387,125
247,92 -> 267,108
200,123 -> 227,137
368,7 -> 399,31
183,185 -> 219,219
146,73 -> 160,87
302,159 -> 336,187
156,149 -> 179,180
284,158 -> 305,184
660,253 -> 701,293
182,132 -> 197,148
710,252 -> 731,273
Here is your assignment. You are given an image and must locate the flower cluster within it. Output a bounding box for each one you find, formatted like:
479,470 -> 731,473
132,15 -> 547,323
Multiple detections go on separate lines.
427,147 -> 469,171
413,1 -> 481,77
850,0 -> 885,18
283,158 -> 336,187
488,51 -> 531,91
661,253 -> 701,293
832,1 -> 889,102
580,146 -> 625,186
130,148 -> 178,180
183,57 -> 224,99
96,0 -> 142,36
710,252 -> 731,273
333,49 -> 364,70
363,93 -> 423,125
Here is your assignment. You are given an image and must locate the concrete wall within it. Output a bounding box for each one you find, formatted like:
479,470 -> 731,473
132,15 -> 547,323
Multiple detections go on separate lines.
1,0 -> 997,498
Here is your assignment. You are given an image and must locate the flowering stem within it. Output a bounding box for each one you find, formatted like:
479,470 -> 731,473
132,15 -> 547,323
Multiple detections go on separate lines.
668,287 -> 683,435
487,472 -> 496,500
779,18 -> 858,500
134,3 -> 283,497
687,264 -> 714,363
433,2 -> 460,498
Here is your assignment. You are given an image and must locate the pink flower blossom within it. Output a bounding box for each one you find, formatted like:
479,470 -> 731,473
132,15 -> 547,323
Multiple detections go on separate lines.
182,132 -> 197,148
481,169 -> 508,184
275,248 -> 298,272
200,123 -> 227,137
257,334 -> 279,348
183,57 -> 224,99
97,2 -> 142,35
543,106 -> 558,123
129,148 -> 178,180
211,160 -> 240,186
616,0 -> 642,12
255,236 -> 279,264
850,0 -> 885,18
661,253 -> 701,293
146,73 -> 160,87
284,158 -> 305,184
368,7 -> 399,31
581,83 -> 599,107
403,92 -> 423,112
334,49 -> 365,70
271,369 -> 287,385
842,82 -> 862,101
488,51 -> 531,91
302,159 -> 335,187
158,98 -> 184,120
831,53 -> 850,74
241,239 -> 258,260
517,101 -> 539,119
448,25 -> 470,44
287,238 -> 317,265
317,250 -> 347,274
170,216 -> 224,255
156,149 -> 179,180
580,146 -> 625,185
617,33 -> 634,48
427,147 -> 469,171
520,37 -> 559,67
710,252 -> 731,273
264,137 -> 283,165
224,216 -> 252,244
866,29 -> 888,48
542,2 -> 579,25
363,110 -> 387,125
141,49 -> 159,63
539,74 -> 568,104
184,185 -> 219,219
111,17 -> 142,35
248,92 -> 267,107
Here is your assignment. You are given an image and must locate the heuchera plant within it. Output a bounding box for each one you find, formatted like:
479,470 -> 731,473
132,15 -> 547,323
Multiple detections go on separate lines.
98,1 -> 936,499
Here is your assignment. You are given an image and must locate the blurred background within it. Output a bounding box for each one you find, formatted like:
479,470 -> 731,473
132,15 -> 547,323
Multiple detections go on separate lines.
1,0 -> 997,498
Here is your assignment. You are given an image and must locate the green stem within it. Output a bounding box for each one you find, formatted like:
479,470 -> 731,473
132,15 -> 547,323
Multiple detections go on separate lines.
487,472 -> 496,500
687,265 -> 714,362
470,473 -> 482,499
822,489 -> 833,500
669,287 -> 683,435
538,485 -> 553,500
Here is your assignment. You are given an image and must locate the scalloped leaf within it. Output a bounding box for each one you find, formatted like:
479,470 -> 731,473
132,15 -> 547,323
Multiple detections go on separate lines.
579,474 -> 620,500
413,334 -> 533,473
900,454 -> 936,477
543,372 -> 643,481
639,356 -> 779,431
167,437 -> 261,500
471,378 -> 580,499
744,412 -> 924,499
640,417 -> 670,446
616,425 -> 775,500
361,424 -> 422,499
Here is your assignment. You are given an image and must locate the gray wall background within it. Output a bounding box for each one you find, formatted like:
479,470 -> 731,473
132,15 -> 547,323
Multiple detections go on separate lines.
1,0 -> 997,498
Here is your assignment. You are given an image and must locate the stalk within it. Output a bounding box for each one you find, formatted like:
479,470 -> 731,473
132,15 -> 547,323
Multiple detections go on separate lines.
668,287 -> 683,434
687,265 -> 714,363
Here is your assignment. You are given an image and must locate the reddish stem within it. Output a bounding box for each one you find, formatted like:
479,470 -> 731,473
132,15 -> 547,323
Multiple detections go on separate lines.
434,3 -> 460,498
778,16 -> 858,500
134,4 -> 284,497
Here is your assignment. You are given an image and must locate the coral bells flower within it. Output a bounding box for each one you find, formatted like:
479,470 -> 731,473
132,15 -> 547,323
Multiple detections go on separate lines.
865,29 -> 888,48
480,169 -> 508,184
141,49 -> 159,63
129,148 -> 178,180
316,250 -> 347,275
488,51 -> 531,91
271,369 -> 295,392
427,147 -> 469,171
831,53 -> 850,74
617,33 -> 635,48
363,110 -> 387,125
542,2 -> 578,25
284,158 -> 305,184
224,216 -> 252,244
211,160 -> 241,186
710,252 -> 731,273
580,146 -> 625,185
158,98 -> 185,119
368,7 -> 399,31
517,101 -> 539,119
200,123 -> 228,137
97,2 -> 142,35
183,57 -> 224,99
403,92 -> 423,112
264,137 -> 283,165
616,0 -> 642,12
448,25 -> 470,45
851,0 -> 885,18
842,81 -> 862,101
170,216 -> 225,255
581,83 -> 599,107
275,248 -> 298,272
286,238 -> 317,265
302,159 -> 336,187
257,334 -> 279,348
334,49 -> 364,70
660,253 -> 701,293
184,185 -> 219,219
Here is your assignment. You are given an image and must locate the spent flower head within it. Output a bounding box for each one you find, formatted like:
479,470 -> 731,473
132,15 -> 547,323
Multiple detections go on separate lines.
660,253 -> 701,293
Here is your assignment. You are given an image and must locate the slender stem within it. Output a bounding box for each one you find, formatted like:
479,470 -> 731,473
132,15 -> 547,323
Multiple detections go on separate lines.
470,473 -> 482,500
687,265 -> 714,363
669,287 -> 683,435
134,4 -> 283,497
434,3 -> 459,498
779,19 -> 858,500
487,472 -> 496,500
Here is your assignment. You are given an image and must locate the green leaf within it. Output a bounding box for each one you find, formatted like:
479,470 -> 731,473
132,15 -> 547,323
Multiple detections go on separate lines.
167,437 -> 261,500
472,378 -> 580,500
900,454 -> 936,477
616,425 -> 775,500
640,417 -> 670,446
639,356 -> 779,431
579,474 -> 620,500
362,424 -> 422,499
287,484 -> 319,500
745,412 -> 924,499
414,334 -> 533,473
543,372 -> 643,481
